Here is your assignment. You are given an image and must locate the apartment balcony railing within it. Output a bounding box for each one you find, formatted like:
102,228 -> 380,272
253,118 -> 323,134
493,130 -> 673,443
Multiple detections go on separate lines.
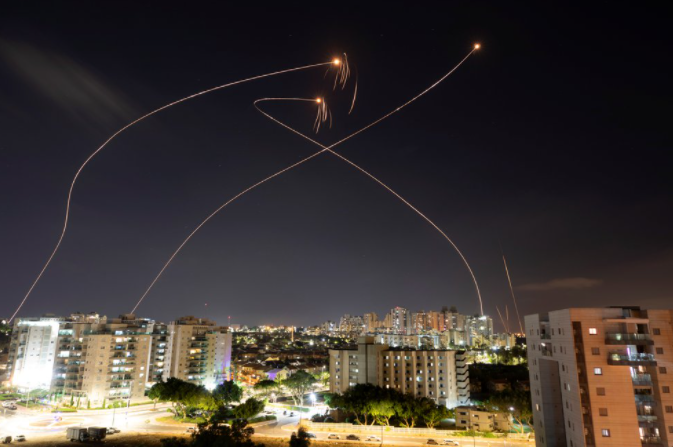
640,436 -> 662,445
608,353 -> 656,366
606,333 -> 654,345
637,415 -> 657,423
633,374 -> 653,386
634,394 -> 656,403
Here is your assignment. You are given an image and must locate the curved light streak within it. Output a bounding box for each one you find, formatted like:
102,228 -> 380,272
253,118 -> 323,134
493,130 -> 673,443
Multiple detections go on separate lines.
9,60 -> 338,323
131,46 -> 482,315
253,97 -> 484,316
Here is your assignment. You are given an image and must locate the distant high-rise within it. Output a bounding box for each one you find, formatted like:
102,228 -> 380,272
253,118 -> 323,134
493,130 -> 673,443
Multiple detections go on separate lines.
526,307 -> 673,447
388,307 -> 408,335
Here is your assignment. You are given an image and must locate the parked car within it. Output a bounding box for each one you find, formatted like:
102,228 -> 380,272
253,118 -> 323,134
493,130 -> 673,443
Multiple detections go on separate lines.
186,427 -> 196,434
328,434 -> 340,440
427,439 -> 439,445
365,436 -> 381,442
347,435 -> 361,441
14,435 -> 26,442
106,427 -> 120,434
441,441 -> 459,446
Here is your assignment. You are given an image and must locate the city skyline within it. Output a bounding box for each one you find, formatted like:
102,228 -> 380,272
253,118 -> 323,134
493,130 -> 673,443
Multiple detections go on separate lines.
1,3 -> 671,326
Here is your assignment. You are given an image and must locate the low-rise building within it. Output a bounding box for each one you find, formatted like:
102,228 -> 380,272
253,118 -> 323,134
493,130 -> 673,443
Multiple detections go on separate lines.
455,406 -> 513,432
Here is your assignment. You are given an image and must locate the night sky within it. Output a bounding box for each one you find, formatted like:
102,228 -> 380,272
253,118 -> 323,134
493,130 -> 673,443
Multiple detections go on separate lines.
1,3 -> 671,328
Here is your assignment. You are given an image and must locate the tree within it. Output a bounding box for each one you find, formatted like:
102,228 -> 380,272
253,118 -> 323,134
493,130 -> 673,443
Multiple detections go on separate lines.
393,394 -> 421,428
157,378 -> 214,420
233,398 -> 264,420
281,371 -> 316,406
289,427 -> 311,447
484,389 -> 533,433
419,399 -> 450,428
369,398 -> 395,426
149,380 -> 168,409
162,419 -> 260,447
253,379 -> 278,399
213,381 -> 243,406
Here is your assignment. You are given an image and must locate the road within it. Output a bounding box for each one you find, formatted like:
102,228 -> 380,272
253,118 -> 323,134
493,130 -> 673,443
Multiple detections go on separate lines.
1,406 -> 530,447
252,412 -> 530,447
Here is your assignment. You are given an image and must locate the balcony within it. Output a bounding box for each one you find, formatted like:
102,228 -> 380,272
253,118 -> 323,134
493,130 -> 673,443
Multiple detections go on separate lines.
632,374 -> 653,386
637,415 -> 657,423
634,394 -> 655,403
607,353 -> 656,366
640,436 -> 662,445
605,333 -> 653,345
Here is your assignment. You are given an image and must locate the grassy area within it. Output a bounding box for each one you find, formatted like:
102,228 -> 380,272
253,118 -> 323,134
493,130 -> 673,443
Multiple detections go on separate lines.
156,415 -> 207,424
16,401 -> 44,409
52,407 -> 77,413
0,393 -> 22,400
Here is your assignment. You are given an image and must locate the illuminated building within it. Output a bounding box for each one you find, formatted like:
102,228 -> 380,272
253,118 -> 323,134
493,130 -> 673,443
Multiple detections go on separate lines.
164,316 -> 232,389
329,336 -> 469,407
526,307 -> 673,447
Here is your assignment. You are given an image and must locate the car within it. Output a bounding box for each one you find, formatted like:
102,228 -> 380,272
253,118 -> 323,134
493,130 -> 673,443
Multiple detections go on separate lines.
427,439 -> 439,445
14,435 -> 26,442
6,406 -> 17,411
441,441 -> 459,446
107,427 -> 120,434
1,436 -> 12,444
328,434 -> 341,440
346,435 -> 361,441
365,436 -> 381,442
186,427 -> 197,434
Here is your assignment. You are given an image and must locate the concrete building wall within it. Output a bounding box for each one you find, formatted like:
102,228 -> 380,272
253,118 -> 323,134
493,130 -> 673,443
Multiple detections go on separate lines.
527,307 -> 673,447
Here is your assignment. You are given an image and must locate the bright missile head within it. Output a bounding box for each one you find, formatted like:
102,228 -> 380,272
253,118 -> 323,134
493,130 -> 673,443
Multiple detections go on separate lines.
333,58 -> 341,65
316,98 -> 322,103
474,43 -> 481,50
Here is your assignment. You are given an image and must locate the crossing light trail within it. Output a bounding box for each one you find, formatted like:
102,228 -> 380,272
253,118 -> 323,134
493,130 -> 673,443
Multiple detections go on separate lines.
131,44 -> 483,315
502,253 -> 524,333
252,97 -> 484,316
8,58 -> 346,324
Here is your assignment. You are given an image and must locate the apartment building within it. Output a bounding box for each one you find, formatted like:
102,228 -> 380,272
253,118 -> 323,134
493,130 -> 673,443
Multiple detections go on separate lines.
526,307 -> 673,447
7,313 -> 232,404
455,406 -> 513,432
328,336 -> 469,407
164,316 -> 232,389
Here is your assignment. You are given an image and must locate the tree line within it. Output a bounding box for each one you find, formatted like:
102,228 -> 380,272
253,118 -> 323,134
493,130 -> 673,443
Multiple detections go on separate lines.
327,384 -> 452,428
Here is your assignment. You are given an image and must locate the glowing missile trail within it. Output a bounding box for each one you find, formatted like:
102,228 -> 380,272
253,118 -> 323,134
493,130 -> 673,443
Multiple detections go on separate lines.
8,58 -> 345,323
503,253 -> 524,333
252,97 -> 484,316
131,45 -> 482,315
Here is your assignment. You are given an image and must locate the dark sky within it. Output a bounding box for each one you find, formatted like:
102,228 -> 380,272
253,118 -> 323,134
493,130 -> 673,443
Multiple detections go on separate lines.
1,3 -> 671,329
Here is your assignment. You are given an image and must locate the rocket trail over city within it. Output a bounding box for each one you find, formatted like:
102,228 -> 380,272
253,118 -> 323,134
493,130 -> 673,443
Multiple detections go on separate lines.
502,253 -> 524,333
8,59 -> 345,323
131,44 -> 482,315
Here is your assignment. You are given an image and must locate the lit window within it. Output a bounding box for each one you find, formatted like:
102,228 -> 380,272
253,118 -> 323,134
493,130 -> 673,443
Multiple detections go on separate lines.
588,328 -> 597,335
594,368 -> 603,375
601,429 -> 610,437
